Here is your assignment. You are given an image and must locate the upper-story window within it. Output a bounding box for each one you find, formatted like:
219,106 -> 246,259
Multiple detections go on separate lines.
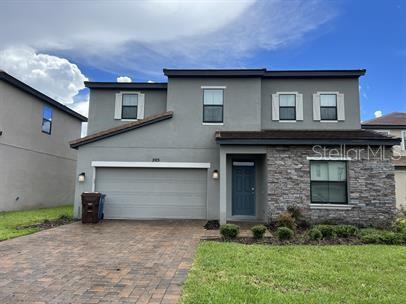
313,92 -> 344,122
122,94 -> 138,119
320,94 -> 337,120
402,130 -> 406,150
279,94 -> 296,120
310,161 -> 347,204
41,106 -> 53,135
203,89 -> 223,123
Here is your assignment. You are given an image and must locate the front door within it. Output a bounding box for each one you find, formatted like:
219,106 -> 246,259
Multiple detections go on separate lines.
232,161 -> 256,216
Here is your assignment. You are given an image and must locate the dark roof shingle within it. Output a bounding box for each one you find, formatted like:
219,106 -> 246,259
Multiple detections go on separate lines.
70,111 -> 173,149
216,130 -> 400,146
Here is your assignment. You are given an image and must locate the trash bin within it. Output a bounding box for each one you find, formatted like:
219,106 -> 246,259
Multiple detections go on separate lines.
98,194 -> 106,220
81,192 -> 103,224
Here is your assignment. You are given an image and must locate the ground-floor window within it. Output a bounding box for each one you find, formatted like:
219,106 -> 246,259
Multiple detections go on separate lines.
310,161 -> 347,204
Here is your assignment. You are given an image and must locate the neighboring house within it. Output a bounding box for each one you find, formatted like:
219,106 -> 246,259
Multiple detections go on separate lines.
362,112 -> 406,210
70,68 -> 400,226
0,71 -> 87,211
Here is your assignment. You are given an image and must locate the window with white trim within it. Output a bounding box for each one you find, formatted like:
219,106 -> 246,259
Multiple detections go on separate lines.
279,94 -> 296,120
203,89 -> 223,123
320,94 -> 337,120
122,94 -> 138,119
41,106 -> 53,134
402,130 -> 406,150
310,161 -> 347,204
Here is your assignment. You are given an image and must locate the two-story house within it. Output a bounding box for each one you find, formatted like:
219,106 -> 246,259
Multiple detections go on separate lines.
70,69 -> 399,226
0,71 -> 87,211
362,112 -> 406,210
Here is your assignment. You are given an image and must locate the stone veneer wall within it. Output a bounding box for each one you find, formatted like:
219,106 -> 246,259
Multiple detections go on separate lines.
266,145 -> 396,227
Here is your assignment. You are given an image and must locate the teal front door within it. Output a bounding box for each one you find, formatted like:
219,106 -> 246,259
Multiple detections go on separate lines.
232,161 -> 256,216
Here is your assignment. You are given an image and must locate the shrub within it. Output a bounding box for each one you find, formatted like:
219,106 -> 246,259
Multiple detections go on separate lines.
287,205 -> 302,221
308,228 -> 322,241
277,227 -> 294,241
315,225 -> 336,239
392,216 -> 406,233
220,224 -> 240,240
333,225 -> 359,238
296,218 -> 311,230
360,229 -> 403,245
251,225 -> 267,240
277,212 -> 296,230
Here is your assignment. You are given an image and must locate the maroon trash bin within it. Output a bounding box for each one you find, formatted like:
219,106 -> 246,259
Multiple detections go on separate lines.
81,192 -> 101,223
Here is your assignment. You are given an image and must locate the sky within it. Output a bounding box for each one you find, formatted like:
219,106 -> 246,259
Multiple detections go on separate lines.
0,0 -> 404,134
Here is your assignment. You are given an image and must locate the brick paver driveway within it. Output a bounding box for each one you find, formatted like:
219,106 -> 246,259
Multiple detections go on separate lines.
0,220 -> 206,304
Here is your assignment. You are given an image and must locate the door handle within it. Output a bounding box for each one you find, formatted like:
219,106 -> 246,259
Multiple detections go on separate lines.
251,187 -> 255,192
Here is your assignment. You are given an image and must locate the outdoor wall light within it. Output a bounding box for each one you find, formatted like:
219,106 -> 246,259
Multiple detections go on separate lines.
78,172 -> 86,182
212,170 -> 219,180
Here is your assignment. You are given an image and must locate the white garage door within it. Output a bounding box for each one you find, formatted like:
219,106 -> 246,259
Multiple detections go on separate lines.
95,167 -> 207,219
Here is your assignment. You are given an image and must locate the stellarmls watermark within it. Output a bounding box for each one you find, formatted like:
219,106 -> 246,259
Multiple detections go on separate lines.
312,145 -> 402,161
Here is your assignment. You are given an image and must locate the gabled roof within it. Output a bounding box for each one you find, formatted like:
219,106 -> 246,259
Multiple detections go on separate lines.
215,130 -> 400,146
362,112 -> 406,129
163,68 -> 366,78
70,111 -> 173,149
0,70 -> 87,122
85,82 -> 167,90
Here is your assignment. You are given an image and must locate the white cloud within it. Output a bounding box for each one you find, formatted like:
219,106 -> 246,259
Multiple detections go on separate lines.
0,0 -> 336,74
0,46 -> 87,104
374,110 -> 383,118
117,76 -> 132,83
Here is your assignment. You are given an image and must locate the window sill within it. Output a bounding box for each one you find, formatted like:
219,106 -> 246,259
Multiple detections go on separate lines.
278,120 -> 297,123
320,120 -> 339,123
121,119 -> 138,122
310,204 -> 353,210
202,122 -> 224,126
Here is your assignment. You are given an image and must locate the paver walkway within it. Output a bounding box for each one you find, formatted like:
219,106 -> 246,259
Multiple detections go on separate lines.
0,220 -> 205,304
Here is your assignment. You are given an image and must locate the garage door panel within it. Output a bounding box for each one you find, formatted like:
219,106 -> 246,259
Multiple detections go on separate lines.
96,167 -> 207,219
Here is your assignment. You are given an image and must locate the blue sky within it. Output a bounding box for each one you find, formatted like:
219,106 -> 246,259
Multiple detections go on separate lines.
0,0 -> 404,122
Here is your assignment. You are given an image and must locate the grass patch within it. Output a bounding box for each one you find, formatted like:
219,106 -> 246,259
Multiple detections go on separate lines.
181,242 -> 406,304
0,205 -> 73,241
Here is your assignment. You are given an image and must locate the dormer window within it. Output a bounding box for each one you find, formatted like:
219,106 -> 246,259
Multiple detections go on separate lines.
122,94 -> 138,119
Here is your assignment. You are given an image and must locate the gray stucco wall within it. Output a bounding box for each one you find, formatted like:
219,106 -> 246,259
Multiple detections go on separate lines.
0,81 -> 82,211
74,77 -> 263,218
266,145 -> 396,226
87,89 -> 167,134
261,78 -> 361,130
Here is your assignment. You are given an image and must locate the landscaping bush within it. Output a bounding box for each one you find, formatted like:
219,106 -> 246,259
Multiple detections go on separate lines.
287,205 -> 302,221
251,225 -> 267,240
360,229 -> 404,245
315,225 -> 336,239
277,212 -> 296,230
392,216 -> 406,233
333,225 -> 359,238
296,218 -> 311,230
308,227 -> 322,241
220,224 -> 240,240
277,227 -> 294,241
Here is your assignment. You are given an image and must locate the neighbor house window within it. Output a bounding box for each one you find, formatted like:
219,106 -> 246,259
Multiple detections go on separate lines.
122,94 -> 138,119
402,131 -> 406,150
203,89 -> 223,123
320,94 -> 337,120
279,94 -> 296,120
41,106 -> 52,134
310,161 -> 347,204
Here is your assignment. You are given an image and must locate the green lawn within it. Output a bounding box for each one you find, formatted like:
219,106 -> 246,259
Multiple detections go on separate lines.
0,205 -> 73,241
181,242 -> 406,304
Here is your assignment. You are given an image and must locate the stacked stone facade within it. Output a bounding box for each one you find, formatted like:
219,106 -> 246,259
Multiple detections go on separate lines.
266,145 -> 396,227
